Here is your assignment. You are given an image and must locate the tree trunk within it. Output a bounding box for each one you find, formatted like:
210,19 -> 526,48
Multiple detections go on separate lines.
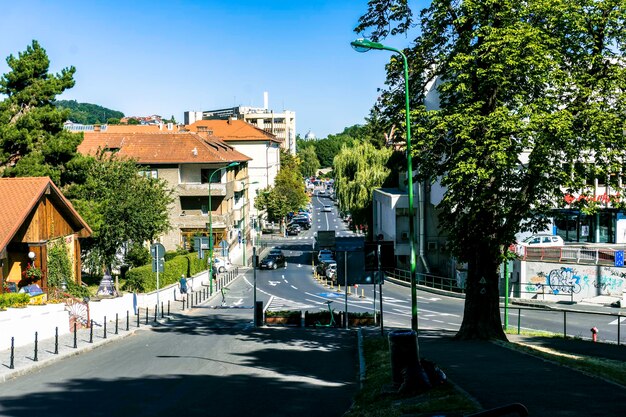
456,251 -> 507,341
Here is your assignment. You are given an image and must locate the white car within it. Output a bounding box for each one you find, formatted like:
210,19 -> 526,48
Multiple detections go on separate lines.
322,205 -> 332,212
519,234 -> 564,247
326,263 -> 337,281
212,257 -> 232,273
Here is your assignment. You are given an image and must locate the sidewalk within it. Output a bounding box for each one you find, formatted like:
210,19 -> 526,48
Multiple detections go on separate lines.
0,275 -> 231,383
416,329 -> 626,416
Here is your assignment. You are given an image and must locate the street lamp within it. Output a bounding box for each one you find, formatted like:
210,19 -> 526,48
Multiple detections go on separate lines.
351,38 -> 418,331
209,161 -> 240,295
242,180 -> 260,267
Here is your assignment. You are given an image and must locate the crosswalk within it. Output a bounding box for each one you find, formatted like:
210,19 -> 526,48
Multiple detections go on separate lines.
266,295 -> 316,311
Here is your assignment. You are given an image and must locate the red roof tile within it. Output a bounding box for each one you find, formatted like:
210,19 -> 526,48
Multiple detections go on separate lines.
185,120 -> 282,143
78,132 -> 251,164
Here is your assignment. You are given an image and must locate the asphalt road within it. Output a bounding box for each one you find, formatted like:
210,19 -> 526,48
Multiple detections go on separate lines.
0,306 -> 357,417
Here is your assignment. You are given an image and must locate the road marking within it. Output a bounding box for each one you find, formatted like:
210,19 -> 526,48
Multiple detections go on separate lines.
233,299 -> 244,306
291,285 -> 298,290
268,281 -> 281,287
432,319 -> 444,323
609,317 -> 626,325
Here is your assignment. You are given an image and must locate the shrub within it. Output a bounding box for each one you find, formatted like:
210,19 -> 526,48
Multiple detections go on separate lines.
124,253 -> 207,292
0,293 -> 31,310
265,310 -> 301,318
125,243 -> 151,267
47,240 -> 73,290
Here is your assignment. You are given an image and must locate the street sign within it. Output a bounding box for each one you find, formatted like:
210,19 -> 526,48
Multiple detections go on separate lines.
317,230 -> 336,248
151,243 -> 165,273
616,251 -> 624,267
219,240 -> 229,257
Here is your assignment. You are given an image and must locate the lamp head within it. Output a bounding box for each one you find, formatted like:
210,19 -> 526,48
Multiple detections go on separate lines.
28,251 -> 36,261
227,162 -> 240,168
350,38 -> 384,53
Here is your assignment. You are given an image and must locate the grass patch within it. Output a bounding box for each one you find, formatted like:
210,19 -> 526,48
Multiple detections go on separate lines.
504,327 -> 567,338
497,340 -> 626,386
346,334 -> 479,417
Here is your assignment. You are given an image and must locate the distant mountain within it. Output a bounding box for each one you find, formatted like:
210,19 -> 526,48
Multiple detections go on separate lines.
54,100 -> 125,124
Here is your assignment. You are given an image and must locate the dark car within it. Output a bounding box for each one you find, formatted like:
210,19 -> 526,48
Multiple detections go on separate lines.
260,253 -> 286,269
288,218 -> 311,230
286,224 -> 301,235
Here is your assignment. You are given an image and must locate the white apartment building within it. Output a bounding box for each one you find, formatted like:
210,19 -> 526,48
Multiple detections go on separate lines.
185,92 -> 296,154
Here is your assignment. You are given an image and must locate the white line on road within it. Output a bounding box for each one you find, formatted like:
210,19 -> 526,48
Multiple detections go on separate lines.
291,285 -> 298,290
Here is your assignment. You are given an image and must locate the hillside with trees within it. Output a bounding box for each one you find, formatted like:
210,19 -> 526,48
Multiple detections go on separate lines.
54,99 -> 124,124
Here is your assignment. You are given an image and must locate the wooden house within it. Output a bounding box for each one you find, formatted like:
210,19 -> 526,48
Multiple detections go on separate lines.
0,177 -> 92,293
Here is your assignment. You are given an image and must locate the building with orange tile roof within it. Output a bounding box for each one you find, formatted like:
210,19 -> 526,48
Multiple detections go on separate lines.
77,131 -> 253,253
0,177 -> 92,294
184,119 -> 282,221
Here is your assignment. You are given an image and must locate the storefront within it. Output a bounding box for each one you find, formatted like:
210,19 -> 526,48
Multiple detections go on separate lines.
553,209 -> 620,243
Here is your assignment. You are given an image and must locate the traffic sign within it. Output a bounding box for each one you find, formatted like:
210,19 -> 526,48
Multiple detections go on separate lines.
151,243 -> 165,273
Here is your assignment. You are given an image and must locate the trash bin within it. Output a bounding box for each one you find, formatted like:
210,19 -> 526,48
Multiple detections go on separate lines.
254,301 -> 263,327
388,329 -> 419,387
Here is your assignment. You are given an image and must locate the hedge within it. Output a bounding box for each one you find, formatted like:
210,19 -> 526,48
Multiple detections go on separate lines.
0,293 -> 31,310
124,253 -> 208,292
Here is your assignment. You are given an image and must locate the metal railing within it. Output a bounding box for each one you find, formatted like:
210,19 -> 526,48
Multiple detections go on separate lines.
384,268 -> 465,294
502,305 -> 624,345
519,246 -> 623,265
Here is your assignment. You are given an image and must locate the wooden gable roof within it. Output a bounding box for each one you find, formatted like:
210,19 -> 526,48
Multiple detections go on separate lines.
0,177 -> 92,256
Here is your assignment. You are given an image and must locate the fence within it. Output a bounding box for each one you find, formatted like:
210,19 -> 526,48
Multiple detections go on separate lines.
502,305 -> 625,345
384,268 -> 465,294
519,246 -> 623,265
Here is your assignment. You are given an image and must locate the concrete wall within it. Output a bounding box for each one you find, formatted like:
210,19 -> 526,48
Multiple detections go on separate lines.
0,273 -> 208,351
517,260 -> 626,302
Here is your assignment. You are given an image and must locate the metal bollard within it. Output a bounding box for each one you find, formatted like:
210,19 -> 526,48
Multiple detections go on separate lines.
34,332 -> 38,362
9,337 -> 15,369
89,320 -> 94,343
126,311 -> 130,331
104,316 -> 107,339
137,312 -> 140,328
73,322 -> 77,348
168,300 -> 170,316
54,327 -> 59,354
182,297 -> 186,311
115,313 -> 119,334
154,305 -> 157,322
161,302 -> 164,319
145,307 -> 149,325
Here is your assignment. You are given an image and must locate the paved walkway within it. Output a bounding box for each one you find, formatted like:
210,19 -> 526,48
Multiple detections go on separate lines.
417,329 -> 626,416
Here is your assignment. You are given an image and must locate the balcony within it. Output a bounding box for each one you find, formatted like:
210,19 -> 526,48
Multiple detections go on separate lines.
174,213 -> 230,229
176,182 -> 226,197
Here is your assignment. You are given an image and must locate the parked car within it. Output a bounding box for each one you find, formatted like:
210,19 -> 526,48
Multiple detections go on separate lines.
288,218 -> 311,230
519,234 -> 564,247
317,249 -> 334,263
286,224 -> 301,235
317,258 -> 336,275
212,257 -> 232,273
326,263 -> 337,282
259,253 -> 287,270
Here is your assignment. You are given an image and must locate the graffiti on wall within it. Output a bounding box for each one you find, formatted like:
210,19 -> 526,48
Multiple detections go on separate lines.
524,263 -> 626,299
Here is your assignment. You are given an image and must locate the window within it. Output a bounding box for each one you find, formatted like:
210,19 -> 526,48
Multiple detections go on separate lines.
201,169 -> 221,184
139,169 -> 158,179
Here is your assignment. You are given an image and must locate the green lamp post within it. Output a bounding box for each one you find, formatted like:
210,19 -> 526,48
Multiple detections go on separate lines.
242,180 -> 259,267
351,38 -> 418,331
209,161 -> 240,294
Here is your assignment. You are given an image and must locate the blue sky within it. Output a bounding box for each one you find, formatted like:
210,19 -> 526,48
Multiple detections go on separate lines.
0,1 -> 425,139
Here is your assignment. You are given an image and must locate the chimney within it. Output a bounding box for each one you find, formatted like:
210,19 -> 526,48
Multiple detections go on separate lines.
263,91 -> 268,110
167,122 -> 173,130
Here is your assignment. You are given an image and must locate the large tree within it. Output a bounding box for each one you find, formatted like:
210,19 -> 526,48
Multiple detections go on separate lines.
298,146 -> 320,178
255,150 -> 308,224
334,142 -> 393,232
0,41 -> 81,184
357,0 -> 626,339
65,153 -> 172,273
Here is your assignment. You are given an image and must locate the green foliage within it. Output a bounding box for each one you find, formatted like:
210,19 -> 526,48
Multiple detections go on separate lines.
0,293 -> 30,309
54,100 -> 124,125
125,243 -> 151,268
255,150 -> 308,222
334,142 -> 392,228
356,0 -> 626,339
298,146 -> 320,177
65,152 -> 173,268
0,40 -> 80,184
124,253 -> 207,292
47,239 -> 74,290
